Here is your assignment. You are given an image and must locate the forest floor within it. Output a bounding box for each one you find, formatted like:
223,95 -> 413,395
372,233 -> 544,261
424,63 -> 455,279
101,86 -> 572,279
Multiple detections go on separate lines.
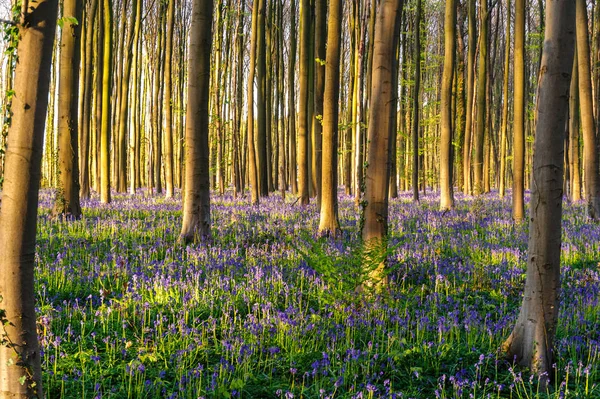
35,189 -> 599,398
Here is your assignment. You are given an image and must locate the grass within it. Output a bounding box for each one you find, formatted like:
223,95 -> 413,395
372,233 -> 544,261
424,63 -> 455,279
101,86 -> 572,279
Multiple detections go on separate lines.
30,189 -> 599,398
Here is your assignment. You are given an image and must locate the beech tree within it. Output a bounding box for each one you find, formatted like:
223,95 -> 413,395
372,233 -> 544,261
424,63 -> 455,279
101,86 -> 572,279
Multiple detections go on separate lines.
362,0 -> 403,284
0,0 -> 58,395
179,0 -> 214,242
439,0 -> 456,210
318,0 -> 342,236
575,0 -> 600,219
503,0 -> 575,378
513,0 -> 525,221
53,0 -> 83,219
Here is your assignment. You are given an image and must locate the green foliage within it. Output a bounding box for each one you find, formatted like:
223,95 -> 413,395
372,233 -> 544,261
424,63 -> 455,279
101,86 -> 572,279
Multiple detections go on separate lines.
292,234 -> 399,304
57,16 -> 79,29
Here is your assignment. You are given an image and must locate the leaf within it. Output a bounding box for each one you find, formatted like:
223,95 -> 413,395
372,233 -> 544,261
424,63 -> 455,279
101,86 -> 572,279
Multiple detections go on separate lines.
19,375 -> 26,385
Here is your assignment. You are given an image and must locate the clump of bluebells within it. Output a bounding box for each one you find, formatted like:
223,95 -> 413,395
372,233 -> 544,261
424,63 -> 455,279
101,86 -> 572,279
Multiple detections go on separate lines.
33,189 -> 599,398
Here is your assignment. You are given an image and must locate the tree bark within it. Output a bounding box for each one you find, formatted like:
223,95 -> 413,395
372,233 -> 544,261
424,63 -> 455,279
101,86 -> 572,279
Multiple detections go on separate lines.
163,0 -> 176,198
513,0 -> 526,221
412,0 -> 422,202
53,0 -> 83,219
570,47 -> 582,202
318,0 -> 343,235
297,0 -> 311,205
0,1 -> 58,396
575,0 -> 600,219
100,0 -> 113,204
362,0 -> 403,285
473,0 -> 488,195
439,0 -> 456,210
499,0 -> 511,198
503,0 -> 575,379
179,0 -> 214,243
463,0 -> 476,195
247,0 -> 260,204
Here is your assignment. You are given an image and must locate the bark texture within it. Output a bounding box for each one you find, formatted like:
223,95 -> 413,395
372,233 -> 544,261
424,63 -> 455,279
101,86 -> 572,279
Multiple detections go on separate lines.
179,0 -> 214,242
0,0 -> 58,396
503,0 -> 575,378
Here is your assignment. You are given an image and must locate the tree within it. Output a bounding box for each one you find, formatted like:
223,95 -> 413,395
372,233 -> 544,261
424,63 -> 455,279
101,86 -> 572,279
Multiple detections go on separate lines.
79,0 -> 99,199
53,0 -> 83,219
463,0 -> 476,195
499,0 -> 511,198
247,0 -> 260,205
502,0 -> 575,378
256,0 -> 268,197
569,47 -> 582,202
362,0 -> 403,284
473,0 -> 488,195
297,0 -> 311,205
163,0 -> 176,198
411,0 -> 421,202
0,0 -> 58,396
318,0 -> 342,235
100,0 -> 113,204
179,0 -> 214,243
439,0 -> 456,210
513,0 -> 525,221
575,0 -> 600,219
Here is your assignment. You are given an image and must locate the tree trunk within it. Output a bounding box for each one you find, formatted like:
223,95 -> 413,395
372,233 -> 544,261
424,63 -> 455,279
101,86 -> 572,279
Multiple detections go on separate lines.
163,0 -> 176,198
256,0 -> 268,197
503,0 -> 575,379
247,0 -> 259,204
0,1 -> 58,396
179,0 -> 214,242
53,0 -> 83,219
463,0 -> 476,195
318,0 -> 343,235
297,0 -> 311,205
570,47 -> 582,202
362,0 -> 403,286
513,0 -> 526,221
312,0 -> 326,206
499,0 -> 511,198
412,0 -> 422,202
575,0 -> 600,219
80,0 -> 99,199
288,0 -> 298,195
439,0 -> 456,210
473,0 -> 488,195
100,0 -> 113,204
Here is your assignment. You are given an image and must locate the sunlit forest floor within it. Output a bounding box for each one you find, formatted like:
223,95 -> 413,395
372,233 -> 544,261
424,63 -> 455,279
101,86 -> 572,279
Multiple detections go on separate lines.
35,189 -> 599,398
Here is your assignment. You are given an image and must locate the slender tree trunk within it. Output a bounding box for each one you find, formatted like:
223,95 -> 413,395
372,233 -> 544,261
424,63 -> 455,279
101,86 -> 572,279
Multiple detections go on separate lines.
297,0 -> 311,205
100,0 -> 113,204
53,0 -> 83,218
318,0 -> 343,235
80,0 -> 99,199
362,0 -> 403,286
499,0 -> 511,198
0,1 -> 58,396
473,0 -> 488,195
163,0 -> 176,198
256,0 -> 268,197
576,0 -> 600,219
513,0 -> 526,220
312,0 -> 326,206
179,0 -> 214,242
463,0 -> 476,195
247,0 -> 259,204
439,0 -> 456,210
412,0 -> 422,202
503,0 -> 575,378
288,0 -> 298,195
570,47 -> 582,202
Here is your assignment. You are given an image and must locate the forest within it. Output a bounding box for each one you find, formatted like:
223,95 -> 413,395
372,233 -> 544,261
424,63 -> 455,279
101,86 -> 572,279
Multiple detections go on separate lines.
0,0 -> 599,398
